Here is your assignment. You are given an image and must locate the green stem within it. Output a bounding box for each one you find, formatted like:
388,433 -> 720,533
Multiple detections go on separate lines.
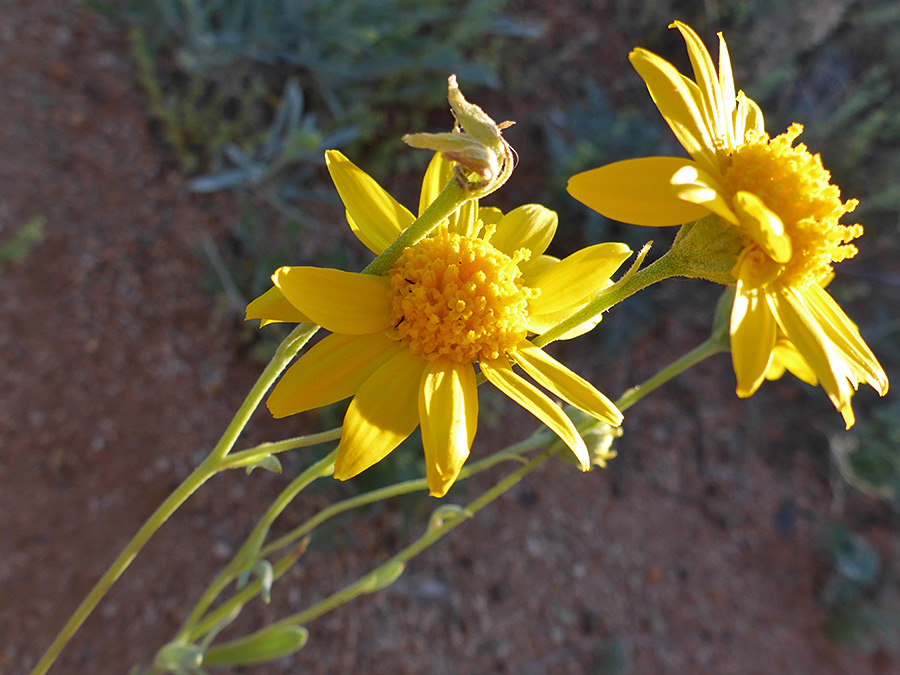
616,336 -> 728,413
220,427 -> 342,471
192,543 -> 309,649
30,462 -> 216,675
533,249 -> 688,348
188,432 -> 548,640
30,324 -> 318,675
259,431 -> 545,560
209,324 -> 319,464
361,180 -> 469,276
189,331 -> 727,647
231,448 -> 553,640
176,449 -> 338,642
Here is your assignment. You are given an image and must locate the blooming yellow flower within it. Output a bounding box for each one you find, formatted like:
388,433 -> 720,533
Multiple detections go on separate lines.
567,21 -> 887,427
248,150 -> 629,496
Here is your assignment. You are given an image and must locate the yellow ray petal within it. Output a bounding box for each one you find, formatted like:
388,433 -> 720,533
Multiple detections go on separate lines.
334,349 -> 427,480
735,91 -> 765,141
519,253 -> 558,280
273,266 -> 392,335
764,357 -> 786,382
629,48 -> 719,175
325,149 -> 413,254
730,280 -> 776,397
717,32 -> 737,147
733,191 -> 792,263
670,162 -> 738,225
419,152 -> 452,216
448,197 -> 479,238
526,298 -> 600,341
514,342 -> 623,426
767,291 -> 857,428
417,151 -> 478,237
478,206 -> 504,227
767,338 -> 818,386
527,242 -> 631,315
267,333 -> 405,418
671,21 -> 729,151
523,256 -> 608,339
481,354 -> 590,471
245,286 -> 311,326
568,158 -> 713,227
489,204 -> 557,259
419,359 -> 478,497
800,285 -> 888,395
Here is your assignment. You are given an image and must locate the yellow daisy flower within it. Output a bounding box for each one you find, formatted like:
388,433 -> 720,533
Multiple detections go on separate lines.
567,21 -> 887,427
249,150 -> 629,496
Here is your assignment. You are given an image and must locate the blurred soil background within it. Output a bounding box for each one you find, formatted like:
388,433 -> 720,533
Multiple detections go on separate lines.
3,0 -> 900,673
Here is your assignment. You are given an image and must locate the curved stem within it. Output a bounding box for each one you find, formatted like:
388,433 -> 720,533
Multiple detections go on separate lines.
259,431 -> 545,560
187,432 -> 548,640
230,448 -> 553,640
189,544 -> 309,647
33,162 -> 478,674
209,324 -> 319,464
220,427 -> 342,471
30,461 -> 216,675
30,324 -> 319,675
616,335 -> 728,413
533,249 -> 688,348
175,449 -> 338,642
361,180 -> 469,276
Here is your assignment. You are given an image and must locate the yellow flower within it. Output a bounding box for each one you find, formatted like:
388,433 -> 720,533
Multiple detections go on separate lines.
567,21 -> 887,427
249,150 -> 629,496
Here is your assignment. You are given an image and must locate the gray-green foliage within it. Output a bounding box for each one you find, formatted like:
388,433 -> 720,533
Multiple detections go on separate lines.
90,0 -> 529,312
101,0 -> 529,175
829,399 -> 900,516
824,523 -> 900,651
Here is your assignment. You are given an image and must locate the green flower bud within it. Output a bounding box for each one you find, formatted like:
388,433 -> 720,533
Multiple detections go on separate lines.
668,214 -> 748,285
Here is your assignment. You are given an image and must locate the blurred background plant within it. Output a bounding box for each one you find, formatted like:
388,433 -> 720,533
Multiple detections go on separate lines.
0,216 -> 46,275
84,0 -> 900,655
86,0 -> 539,318
822,523 -> 900,651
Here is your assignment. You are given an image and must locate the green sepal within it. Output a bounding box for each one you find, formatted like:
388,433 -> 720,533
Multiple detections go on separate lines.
202,626 -> 309,667
668,214 -> 747,285
244,453 -> 283,475
236,559 -> 275,603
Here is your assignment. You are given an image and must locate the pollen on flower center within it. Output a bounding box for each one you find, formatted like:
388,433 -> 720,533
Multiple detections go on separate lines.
720,123 -> 863,288
388,228 -> 536,364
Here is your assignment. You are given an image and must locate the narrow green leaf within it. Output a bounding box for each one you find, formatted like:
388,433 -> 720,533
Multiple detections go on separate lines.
236,560 -> 275,603
360,560 -> 405,593
153,642 -> 203,671
245,453 -> 283,475
427,504 -> 472,533
203,626 -> 309,667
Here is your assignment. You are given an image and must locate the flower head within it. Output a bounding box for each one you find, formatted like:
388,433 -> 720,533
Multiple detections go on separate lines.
249,150 -> 629,496
567,21 -> 887,427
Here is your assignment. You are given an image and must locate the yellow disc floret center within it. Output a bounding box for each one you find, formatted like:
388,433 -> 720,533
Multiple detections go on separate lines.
388,228 -> 533,364
721,123 -> 862,289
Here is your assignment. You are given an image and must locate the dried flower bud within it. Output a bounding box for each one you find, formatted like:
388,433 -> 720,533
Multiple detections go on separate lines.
403,75 -> 515,196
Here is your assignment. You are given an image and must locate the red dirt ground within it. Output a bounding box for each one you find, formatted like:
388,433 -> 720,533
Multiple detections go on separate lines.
2,3 -> 897,674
